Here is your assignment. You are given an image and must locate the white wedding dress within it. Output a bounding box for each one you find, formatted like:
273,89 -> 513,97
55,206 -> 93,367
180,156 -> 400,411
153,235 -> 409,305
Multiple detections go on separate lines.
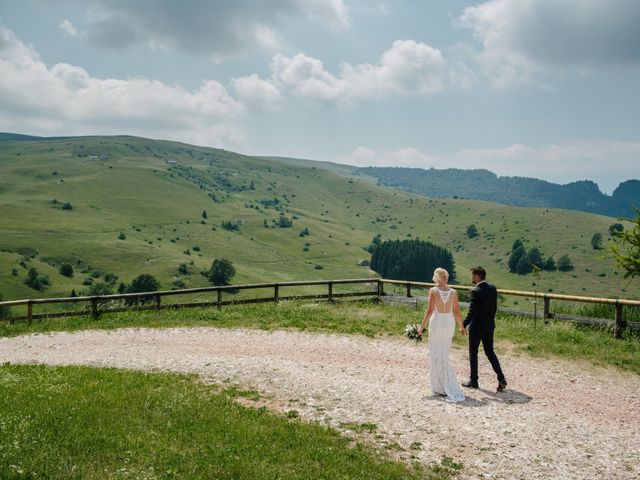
428,287 -> 465,403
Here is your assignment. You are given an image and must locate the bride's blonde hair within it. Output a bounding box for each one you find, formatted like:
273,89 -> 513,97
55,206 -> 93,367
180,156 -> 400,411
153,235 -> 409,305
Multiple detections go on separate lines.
432,268 -> 449,284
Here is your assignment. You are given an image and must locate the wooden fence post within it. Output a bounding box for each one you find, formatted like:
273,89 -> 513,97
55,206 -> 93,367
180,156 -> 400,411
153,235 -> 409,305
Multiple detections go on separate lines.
328,281 -> 333,302
614,301 -> 625,339
274,284 -> 279,303
155,294 -> 161,312
378,280 -> 384,297
91,298 -> 99,319
217,289 -> 222,309
543,295 -> 551,324
406,283 -> 412,298
27,300 -> 33,325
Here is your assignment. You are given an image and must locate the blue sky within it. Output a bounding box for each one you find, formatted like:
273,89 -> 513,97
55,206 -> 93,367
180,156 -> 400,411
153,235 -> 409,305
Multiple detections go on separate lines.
1,0 -> 639,193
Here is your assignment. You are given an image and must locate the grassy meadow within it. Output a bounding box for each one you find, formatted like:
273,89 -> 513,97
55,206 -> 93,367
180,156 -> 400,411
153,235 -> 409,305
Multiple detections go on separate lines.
1,363 -> 462,480
0,135 -> 637,306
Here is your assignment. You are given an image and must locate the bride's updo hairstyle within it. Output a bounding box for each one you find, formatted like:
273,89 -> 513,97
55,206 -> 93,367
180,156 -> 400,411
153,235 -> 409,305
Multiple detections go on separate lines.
433,268 -> 449,284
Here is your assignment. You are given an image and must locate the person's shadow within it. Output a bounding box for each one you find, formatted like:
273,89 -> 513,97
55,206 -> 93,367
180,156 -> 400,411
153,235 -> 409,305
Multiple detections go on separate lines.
423,388 -> 532,407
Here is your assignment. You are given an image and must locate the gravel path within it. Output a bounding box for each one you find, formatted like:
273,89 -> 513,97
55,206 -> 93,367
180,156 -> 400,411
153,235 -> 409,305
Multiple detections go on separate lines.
1,327 -> 639,479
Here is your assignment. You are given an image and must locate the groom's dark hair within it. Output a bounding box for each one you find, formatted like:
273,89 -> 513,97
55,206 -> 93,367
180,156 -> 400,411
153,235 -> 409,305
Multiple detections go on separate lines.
471,266 -> 486,280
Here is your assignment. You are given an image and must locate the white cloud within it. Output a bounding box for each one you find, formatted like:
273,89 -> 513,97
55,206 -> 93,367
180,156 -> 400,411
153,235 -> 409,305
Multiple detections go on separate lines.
270,39 -> 446,102
59,19 -> 78,37
69,0 -> 349,59
0,26 -> 246,148
340,146 -> 439,168
230,74 -> 282,108
339,140 -> 640,193
457,0 -> 640,87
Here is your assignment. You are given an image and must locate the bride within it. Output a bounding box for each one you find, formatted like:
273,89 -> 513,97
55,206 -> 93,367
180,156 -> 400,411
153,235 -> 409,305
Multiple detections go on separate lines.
418,268 -> 466,403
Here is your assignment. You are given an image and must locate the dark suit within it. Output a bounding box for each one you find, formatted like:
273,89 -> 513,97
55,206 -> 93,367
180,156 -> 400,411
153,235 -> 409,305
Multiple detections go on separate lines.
463,281 -> 505,384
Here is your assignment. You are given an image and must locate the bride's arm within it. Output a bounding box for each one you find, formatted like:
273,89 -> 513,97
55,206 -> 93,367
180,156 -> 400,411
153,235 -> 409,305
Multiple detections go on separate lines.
452,290 -> 466,335
418,289 -> 435,336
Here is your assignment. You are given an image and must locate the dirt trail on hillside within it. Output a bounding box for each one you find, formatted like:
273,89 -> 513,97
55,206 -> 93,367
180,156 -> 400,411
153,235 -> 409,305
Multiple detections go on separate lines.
1,327 -> 638,479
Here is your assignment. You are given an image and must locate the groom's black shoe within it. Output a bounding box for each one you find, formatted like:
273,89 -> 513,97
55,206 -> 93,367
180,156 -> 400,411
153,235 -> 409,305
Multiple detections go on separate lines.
461,380 -> 479,389
497,380 -> 508,392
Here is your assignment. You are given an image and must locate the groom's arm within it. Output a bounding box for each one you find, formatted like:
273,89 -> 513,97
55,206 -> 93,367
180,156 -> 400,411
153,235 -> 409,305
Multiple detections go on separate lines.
463,288 -> 477,328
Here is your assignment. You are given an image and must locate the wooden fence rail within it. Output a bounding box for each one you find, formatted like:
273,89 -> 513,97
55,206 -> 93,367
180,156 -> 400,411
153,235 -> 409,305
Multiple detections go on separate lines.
380,279 -> 640,338
1,277 -> 639,338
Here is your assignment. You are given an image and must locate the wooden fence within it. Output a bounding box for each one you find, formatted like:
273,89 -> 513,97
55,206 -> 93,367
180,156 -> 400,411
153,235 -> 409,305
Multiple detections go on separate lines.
380,279 -> 640,338
1,277 -> 639,338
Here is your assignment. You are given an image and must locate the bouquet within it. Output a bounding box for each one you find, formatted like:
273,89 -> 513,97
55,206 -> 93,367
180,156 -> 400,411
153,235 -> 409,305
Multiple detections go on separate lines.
404,324 -> 422,344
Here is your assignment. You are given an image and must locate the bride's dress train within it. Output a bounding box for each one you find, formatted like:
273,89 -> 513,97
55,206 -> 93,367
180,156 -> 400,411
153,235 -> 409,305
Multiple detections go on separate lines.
428,288 -> 465,403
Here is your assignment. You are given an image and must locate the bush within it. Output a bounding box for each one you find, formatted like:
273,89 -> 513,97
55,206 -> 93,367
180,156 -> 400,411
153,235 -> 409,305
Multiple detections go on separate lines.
557,254 -> 574,272
207,258 -> 236,286
86,281 -> 114,297
178,263 -> 189,275
278,215 -> 293,228
24,267 -> 46,291
118,232 -> 126,240
221,221 -> 240,232
591,233 -> 603,250
62,202 -> 73,210
609,223 -> 624,236
59,263 -> 74,277
466,224 -> 479,238
124,274 -> 161,305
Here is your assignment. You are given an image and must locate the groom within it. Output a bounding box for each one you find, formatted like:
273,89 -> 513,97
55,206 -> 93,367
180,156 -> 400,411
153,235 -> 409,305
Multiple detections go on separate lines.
462,266 -> 507,392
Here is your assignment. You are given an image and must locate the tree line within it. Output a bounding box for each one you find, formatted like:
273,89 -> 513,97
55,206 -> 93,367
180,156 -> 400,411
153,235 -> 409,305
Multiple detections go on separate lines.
369,237 -> 456,282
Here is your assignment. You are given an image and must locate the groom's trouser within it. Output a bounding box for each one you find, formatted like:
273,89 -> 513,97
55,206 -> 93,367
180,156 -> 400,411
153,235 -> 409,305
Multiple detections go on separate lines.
469,327 -> 505,384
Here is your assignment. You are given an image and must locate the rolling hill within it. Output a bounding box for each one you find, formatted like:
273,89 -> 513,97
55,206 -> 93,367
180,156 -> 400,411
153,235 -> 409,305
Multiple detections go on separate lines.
0,134 -> 637,305
356,166 -> 640,218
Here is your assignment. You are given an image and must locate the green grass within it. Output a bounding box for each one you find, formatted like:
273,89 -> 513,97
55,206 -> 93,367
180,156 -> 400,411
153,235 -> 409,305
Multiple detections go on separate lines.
1,135 -> 637,305
2,300 -> 639,375
0,364 -> 459,480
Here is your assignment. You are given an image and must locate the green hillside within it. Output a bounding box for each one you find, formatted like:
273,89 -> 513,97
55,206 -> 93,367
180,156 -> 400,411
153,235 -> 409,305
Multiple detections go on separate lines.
358,166 -> 640,218
0,135 -> 637,304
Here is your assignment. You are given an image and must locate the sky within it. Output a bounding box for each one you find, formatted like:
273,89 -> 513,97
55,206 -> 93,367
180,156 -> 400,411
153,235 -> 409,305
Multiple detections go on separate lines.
1,0 -> 640,193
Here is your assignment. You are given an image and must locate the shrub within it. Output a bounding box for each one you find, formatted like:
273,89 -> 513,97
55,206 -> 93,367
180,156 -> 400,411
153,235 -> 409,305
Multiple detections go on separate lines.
124,274 -> 161,305
466,224 -> 479,238
207,258 -> 236,286
557,254 -> 574,272
59,263 -> 74,277
118,232 -> 126,240
86,281 -> 114,297
609,223 -> 624,236
278,215 -> 293,228
24,268 -> 45,291
591,233 -> 603,250
221,221 -> 240,232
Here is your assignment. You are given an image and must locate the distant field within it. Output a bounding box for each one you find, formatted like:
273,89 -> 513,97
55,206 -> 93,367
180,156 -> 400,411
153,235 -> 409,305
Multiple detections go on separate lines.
0,135 -> 636,304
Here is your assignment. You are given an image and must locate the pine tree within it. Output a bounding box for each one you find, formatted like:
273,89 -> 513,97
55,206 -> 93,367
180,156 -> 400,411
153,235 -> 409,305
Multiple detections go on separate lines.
508,245 -> 526,273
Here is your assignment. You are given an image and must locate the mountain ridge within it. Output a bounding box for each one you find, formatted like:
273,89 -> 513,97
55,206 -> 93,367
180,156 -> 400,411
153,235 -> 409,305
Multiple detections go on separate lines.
356,166 -> 639,218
